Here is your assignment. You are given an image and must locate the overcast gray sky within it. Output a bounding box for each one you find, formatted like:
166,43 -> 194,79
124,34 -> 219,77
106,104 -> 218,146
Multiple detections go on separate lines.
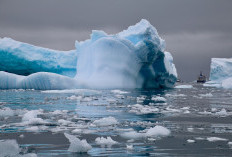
0,0 -> 232,81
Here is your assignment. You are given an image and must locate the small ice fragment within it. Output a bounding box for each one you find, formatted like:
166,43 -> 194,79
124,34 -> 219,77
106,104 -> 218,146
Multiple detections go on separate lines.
151,96 -> 166,102
199,93 -> 213,97
95,136 -> 118,147
187,128 -> 194,132
175,85 -> 193,89
228,141 -> 232,145
207,137 -> 228,142
146,126 -> 171,137
92,117 -> 118,127
19,134 -> 25,138
67,95 -> 82,100
25,126 -> 39,132
72,129 -> 82,134
215,108 -> 227,116
126,144 -> 133,150
64,133 -> 92,153
0,140 -> 20,156
111,90 -> 129,94
195,137 -> 205,140
187,139 -> 195,143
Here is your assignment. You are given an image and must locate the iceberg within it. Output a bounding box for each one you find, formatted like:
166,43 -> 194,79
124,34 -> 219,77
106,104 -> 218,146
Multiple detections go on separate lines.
0,37 -> 77,77
0,19 -> 177,89
205,58 -> 232,89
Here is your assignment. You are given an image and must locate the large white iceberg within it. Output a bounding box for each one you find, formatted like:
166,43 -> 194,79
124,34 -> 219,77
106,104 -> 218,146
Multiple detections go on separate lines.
205,58 -> 232,89
0,19 -> 177,89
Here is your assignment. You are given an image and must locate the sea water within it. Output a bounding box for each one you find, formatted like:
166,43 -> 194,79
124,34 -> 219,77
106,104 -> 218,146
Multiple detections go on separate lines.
1,83 -> 232,156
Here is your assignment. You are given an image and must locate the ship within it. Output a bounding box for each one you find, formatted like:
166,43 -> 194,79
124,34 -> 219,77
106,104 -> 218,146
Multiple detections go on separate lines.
197,72 -> 206,83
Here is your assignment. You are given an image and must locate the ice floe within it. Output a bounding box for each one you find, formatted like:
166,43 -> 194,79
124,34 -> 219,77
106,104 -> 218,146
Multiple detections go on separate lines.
95,136 -> 118,147
92,116 -> 118,127
64,133 -> 92,153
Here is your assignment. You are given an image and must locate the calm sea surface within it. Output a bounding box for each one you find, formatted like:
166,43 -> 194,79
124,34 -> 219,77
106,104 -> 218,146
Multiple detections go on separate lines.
1,83 -> 232,156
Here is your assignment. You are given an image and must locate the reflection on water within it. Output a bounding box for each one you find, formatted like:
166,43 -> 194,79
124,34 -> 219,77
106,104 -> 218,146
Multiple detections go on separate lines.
1,83 -> 232,156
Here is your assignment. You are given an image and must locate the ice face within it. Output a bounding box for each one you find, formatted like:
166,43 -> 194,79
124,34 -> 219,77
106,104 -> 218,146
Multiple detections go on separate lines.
75,19 -> 177,88
205,58 -> 232,88
0,37 -> 77,77
0,19 -> 177,89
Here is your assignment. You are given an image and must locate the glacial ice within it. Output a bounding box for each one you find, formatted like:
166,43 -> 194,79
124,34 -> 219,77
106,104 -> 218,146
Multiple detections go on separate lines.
205,58 -> 232,89
0,37 -> 77,76
0,19 -> 177,89
95,136 -> 118,147
64,133 -> 92,153
121,125 -> 170,140
0,139 -> 37,157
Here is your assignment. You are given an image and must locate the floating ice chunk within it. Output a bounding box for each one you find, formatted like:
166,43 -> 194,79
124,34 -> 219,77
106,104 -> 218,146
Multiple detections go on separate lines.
111,90 -> 129,94
126,144 -> 133,150
228,141 -> 232,146
215,108 -> 228,116
121,125 -> 170,140
187,139 -> 195,143
21,110 -> 47,126
95,136 -> 118,147
121,130 -> 145,140
199,93 -> 213,97
151,96 -> 166,102
145,126 -> 171,137
175,85 -> 193,89
25,126 -> 40,132
165,93 -> 186,97
58,119 -> 73,126
198,111 -> 212,115
0,139 -> 37,157
187,128 -> 194,132
67,95 -> 82,100
0,139 -> 20,156
72,129 -> 82,134
22,110 -> 42,121
64,133 -> 92,153
92,117 -> 118,126
207,137 -> 228,142
195,137 -> 205,140
129,104 -> 159,115
19,134 -> 25,138
0,107 -> 14,117
136,96 -> 146,103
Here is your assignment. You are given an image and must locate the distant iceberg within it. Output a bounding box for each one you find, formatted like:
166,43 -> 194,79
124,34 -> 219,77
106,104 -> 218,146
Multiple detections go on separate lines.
0,19 -> 177,90
204,58 -> 232,89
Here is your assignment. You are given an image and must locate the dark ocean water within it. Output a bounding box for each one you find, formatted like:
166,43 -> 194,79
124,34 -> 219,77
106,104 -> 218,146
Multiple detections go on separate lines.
1,83 -> 232,156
